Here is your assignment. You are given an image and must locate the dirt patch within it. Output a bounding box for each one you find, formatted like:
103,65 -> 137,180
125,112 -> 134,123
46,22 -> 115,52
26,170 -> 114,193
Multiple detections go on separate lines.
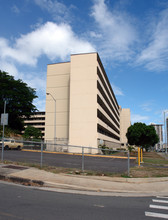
3,165 -> 28,170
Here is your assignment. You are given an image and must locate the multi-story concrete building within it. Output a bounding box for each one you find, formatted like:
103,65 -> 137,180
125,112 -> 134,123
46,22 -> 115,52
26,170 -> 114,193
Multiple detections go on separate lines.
45,53 -> 129,152
24,112 -> 45,139
151,123 -> 163,151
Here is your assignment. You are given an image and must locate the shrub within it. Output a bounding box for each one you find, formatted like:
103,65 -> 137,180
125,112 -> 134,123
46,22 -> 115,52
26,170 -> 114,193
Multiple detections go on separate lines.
99,145 -> 115,155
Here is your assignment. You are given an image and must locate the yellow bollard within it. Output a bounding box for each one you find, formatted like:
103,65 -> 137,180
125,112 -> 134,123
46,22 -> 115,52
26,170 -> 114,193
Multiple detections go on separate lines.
141,148 -> 143,163
138,147 -> 140,166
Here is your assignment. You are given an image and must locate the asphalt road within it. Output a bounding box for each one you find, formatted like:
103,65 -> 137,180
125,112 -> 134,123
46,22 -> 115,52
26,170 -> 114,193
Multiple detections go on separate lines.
0,181 -> 161,220
0,150 -> 136,173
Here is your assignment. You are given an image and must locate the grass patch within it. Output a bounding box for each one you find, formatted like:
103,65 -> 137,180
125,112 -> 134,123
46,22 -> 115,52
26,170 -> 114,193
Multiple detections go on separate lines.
130,166 -> 168,178
129,152 -> 168,177
143,158 -> 168,165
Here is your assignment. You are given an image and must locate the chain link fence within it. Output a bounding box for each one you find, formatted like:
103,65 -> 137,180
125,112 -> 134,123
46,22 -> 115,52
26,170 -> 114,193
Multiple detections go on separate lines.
0,138 -> 136,176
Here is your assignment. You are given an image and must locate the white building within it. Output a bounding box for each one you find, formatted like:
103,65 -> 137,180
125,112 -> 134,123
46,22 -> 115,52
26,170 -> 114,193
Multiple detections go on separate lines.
151,123 -> 163,151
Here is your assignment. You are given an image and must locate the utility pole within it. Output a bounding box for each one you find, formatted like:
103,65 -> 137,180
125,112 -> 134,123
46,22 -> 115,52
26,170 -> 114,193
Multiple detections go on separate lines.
1,100 -> 7,162
164,110 -> 168,154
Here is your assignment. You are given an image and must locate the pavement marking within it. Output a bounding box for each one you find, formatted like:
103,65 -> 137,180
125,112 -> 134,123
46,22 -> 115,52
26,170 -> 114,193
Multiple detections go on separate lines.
22,149 -> 136,159
145,196 -> 168,219
145,212 -> 168,219
94,204 -> 104,208
150,205 -> 168,210
0,211 -> 23,219
153,199 -> 168,204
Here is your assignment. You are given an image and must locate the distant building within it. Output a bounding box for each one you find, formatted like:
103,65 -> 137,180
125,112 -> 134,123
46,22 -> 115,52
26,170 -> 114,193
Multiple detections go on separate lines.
120,108 -> 131,148
23,112 -> 45,139
151,123 -> 163,150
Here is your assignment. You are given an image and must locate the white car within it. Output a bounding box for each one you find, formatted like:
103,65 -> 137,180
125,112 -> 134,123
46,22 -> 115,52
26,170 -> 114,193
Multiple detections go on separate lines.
0,139 -> 23,150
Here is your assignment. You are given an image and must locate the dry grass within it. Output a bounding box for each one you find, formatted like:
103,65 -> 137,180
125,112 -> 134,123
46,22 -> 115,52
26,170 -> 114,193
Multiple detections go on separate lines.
130,166 -> 168,178
129,152 -> 168,178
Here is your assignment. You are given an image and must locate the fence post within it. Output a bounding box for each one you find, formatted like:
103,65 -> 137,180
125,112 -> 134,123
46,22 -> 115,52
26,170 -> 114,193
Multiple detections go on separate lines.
141,148 -> 143,163
41,141 -> 43,168
82,147 -> 84,173
1,137 -> 4,163
127,150 -> 130,177
138,147 -> 140,166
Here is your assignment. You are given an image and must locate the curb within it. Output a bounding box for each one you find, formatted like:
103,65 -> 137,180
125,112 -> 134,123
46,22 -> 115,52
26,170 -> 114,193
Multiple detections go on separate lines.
0,174 -> 44,187
1,173 -> 168,197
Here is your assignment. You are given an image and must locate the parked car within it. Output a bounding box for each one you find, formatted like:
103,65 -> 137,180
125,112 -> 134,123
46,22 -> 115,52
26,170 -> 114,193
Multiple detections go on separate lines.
0,139 -> 23,150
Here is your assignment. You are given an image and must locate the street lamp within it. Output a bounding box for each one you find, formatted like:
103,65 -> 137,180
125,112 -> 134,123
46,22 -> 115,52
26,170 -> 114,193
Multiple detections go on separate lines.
1,99 -> 7,162
46,93 -> 56,145
163,110 -> 168,154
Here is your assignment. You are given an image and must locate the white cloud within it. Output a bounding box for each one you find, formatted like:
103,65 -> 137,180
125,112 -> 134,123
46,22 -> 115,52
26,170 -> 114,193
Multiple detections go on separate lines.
33,99 -> 46,111
111,83 -> 124,96
0,60 -> 18,77
11,5 -> 20,14
131,114 -> 149,124
136,8 -> 168,71
91,0 -> 137,61
0,22 -> 95,67
140,101 -> 154,112
34,0 -> 74,23
89,31 -> 102,38
0,21 -> 95,111
20,73 -> 46,92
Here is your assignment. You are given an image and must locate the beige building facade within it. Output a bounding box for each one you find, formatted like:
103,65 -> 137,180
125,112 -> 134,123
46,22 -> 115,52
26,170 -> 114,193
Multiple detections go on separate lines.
45,53 -> 129,152
120,108 -> 131,147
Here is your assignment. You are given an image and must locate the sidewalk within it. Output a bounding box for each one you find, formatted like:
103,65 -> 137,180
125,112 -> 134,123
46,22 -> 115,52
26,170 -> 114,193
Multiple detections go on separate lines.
0,163 -> 168,196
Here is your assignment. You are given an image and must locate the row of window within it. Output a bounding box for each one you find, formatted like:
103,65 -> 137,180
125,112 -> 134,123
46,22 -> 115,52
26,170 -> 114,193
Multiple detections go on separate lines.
97,80 -> 119,123
25,123 -> 45,126
97,67 -> 119,119
97,109 -> 120,134
96,56 -> 120,141
31,112 -> 45,115
97,95 -> 120,141
97,95 -> 119,129
25,117 -> 45,121
97,54 -> 119,110
97,124 -> 120,141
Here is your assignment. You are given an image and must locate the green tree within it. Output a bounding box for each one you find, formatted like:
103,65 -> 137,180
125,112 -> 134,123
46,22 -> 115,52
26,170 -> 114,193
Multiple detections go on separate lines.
0,70 -> 37,132
126,122 -> 159,151
0,125 -> 19,138
23,126 -> 42,140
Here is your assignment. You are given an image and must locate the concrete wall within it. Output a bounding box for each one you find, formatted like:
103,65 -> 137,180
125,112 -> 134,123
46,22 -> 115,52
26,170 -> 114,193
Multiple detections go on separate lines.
120,108 -> 131,147
45,62 -> 70,142
69,53 -> 98,151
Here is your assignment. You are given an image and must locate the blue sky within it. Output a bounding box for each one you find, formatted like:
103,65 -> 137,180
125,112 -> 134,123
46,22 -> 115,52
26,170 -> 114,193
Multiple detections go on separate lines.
0,0 -> 168,125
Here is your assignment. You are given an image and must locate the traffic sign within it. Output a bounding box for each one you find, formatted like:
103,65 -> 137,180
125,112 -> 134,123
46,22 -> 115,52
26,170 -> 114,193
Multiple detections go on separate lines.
1,113 -> 8,125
